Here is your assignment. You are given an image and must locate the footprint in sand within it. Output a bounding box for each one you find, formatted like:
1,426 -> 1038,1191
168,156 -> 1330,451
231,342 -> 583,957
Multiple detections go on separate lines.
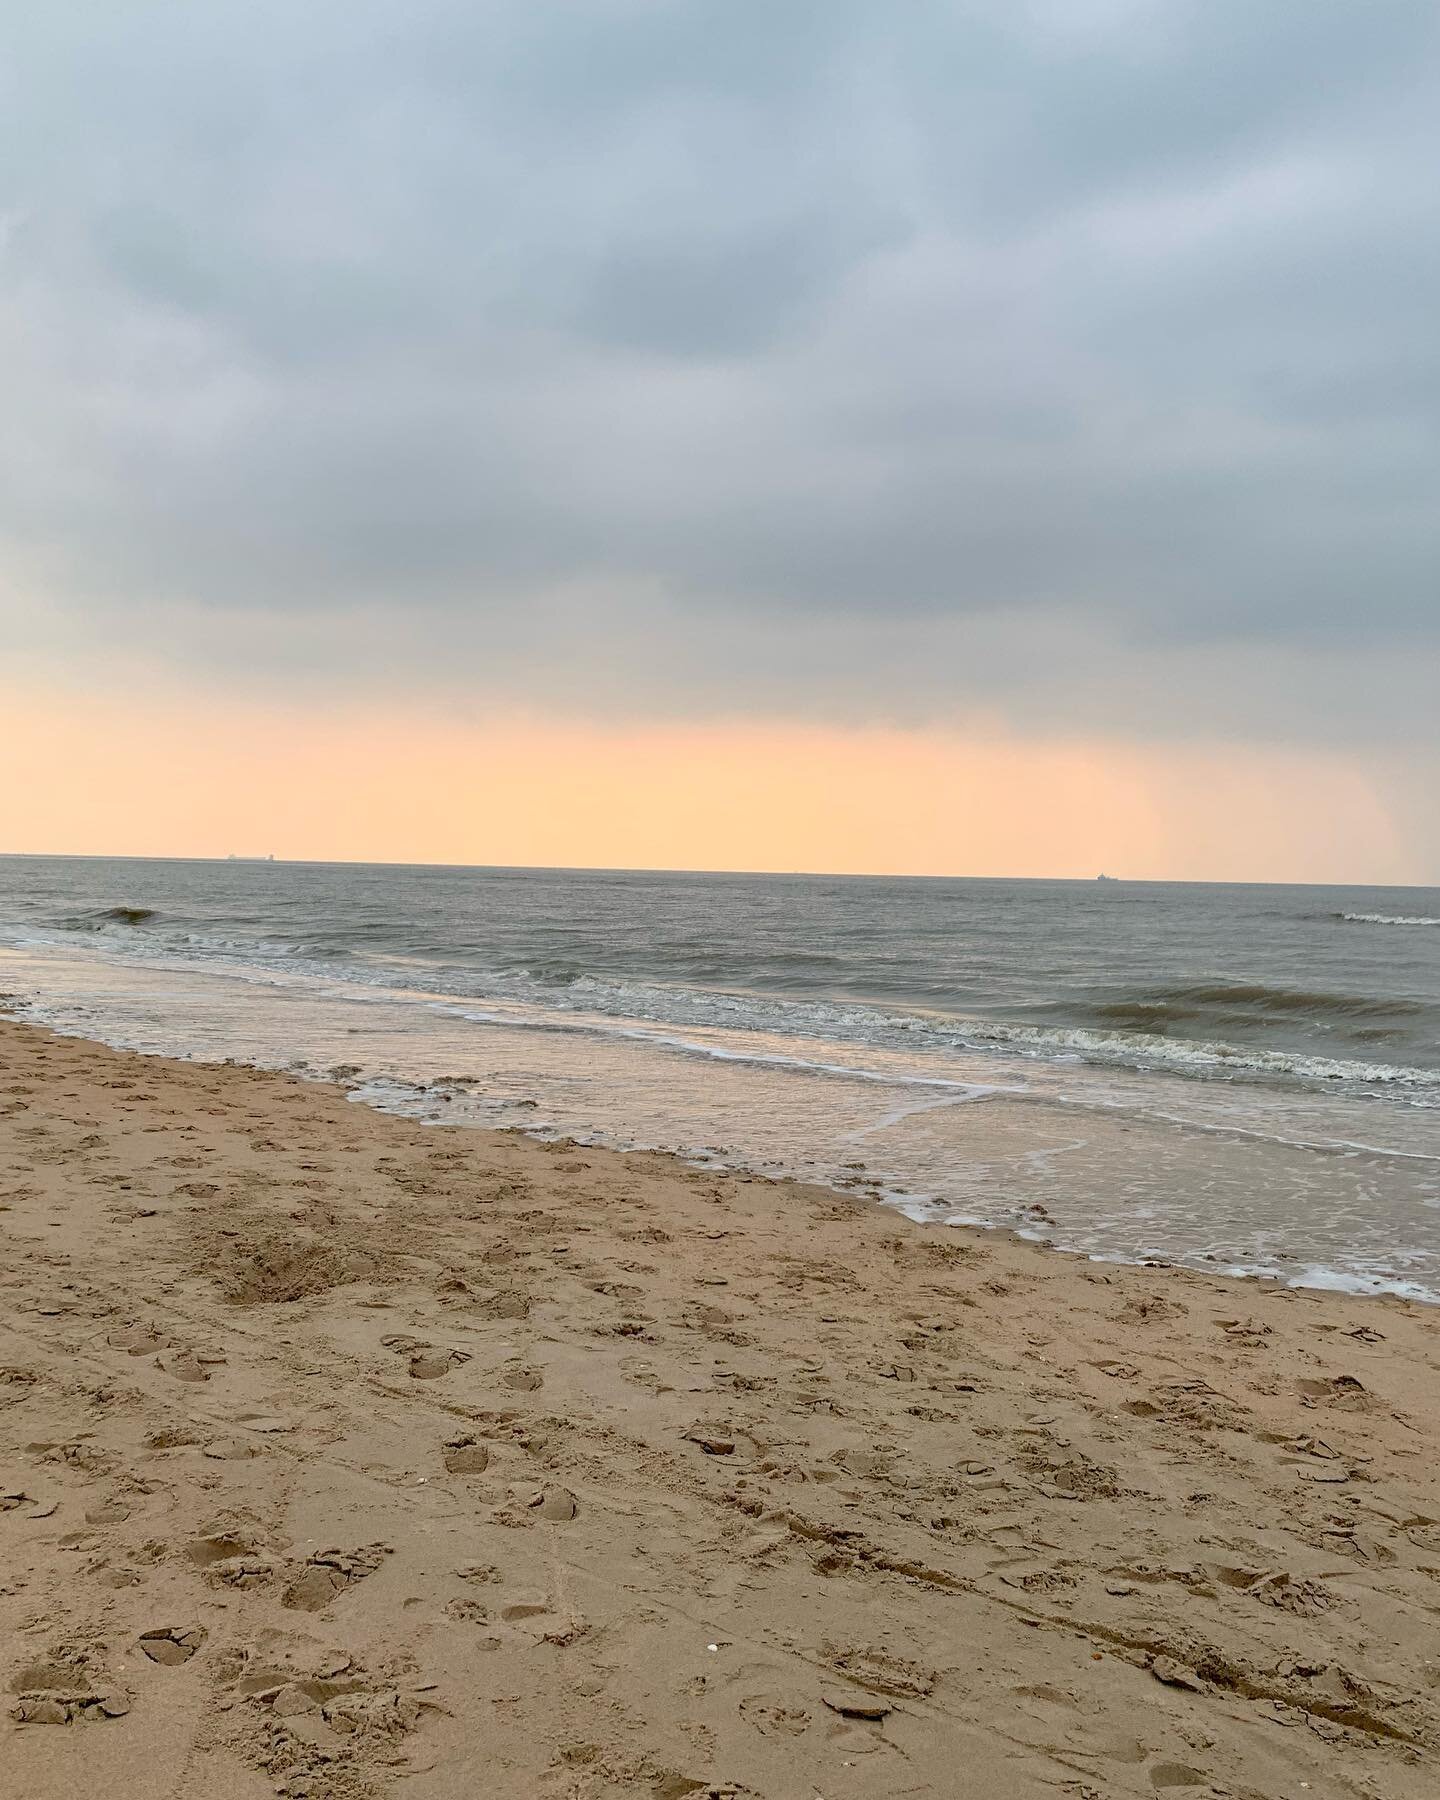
442,1434 -> 490,1474
499,1597 -> 551,1623
444,1596 -> 493,1625
1316,1526 -> 1394,1566
1111,1295 -> 1187,1326
1297,1373 -> 1376,1413
652,1778 -> 752,1800
1215,1316 -> 1273,1343
455,1562 -> 500,1584
187,1529 -> 278,1589
829,1447 -> 890,1480
144,1425 -> 203,1450
620,1358 -> 667,1390
821,1691 -> 892,1721
229,1655 -> 422,1741
281,1543 -> 393,1611
738,1693 -> 812,1737
187,1527 -> 257,1567
527,1487 -> 578,1522
138,1626 -> 207,1666
823,1645 -> 936,1700
202,1436 -> 261,1461
434,1272 -> 531,1319
381,1335 -> 470,1380
106,1325 -> 172,1356
496,1595 -> 587,1646
2,1477 -> 58,1516
684,1430 -> 737,1458
154,1347 -> 226,1383
227,1411 -> 292,1435
10,1653 -> 132,1724
1149,1762 -> 1209,1789
84,1500 -> 133,1525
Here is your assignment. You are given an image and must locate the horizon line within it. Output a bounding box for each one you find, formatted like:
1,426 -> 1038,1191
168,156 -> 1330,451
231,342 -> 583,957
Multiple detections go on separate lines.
0,849 -> 1433,891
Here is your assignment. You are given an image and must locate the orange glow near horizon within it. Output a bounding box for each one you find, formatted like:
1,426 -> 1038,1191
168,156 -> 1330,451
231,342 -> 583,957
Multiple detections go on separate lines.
0,686 -> 1417,884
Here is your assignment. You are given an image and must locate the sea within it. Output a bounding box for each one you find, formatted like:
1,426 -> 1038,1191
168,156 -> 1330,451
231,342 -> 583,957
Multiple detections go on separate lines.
1,856 -> 1437,1301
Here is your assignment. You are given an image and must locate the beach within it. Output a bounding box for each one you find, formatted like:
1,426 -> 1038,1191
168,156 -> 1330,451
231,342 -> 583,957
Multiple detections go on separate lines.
8,1 -> 1439,1792
2,1015 -> 1438,1798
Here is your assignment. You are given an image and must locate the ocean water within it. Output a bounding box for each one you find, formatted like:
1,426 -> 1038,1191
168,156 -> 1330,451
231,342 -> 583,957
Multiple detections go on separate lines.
1,856 -> 1437,1298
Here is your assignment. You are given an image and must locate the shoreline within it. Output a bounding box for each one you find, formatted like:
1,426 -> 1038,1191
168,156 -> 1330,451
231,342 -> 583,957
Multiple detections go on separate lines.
2,1014 -> 1438,1796
6,959 -> 1437,1307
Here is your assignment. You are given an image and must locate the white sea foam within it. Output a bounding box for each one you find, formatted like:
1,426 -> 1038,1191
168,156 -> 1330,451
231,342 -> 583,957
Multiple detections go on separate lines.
1340,912 -> 1440,926
435,1001 -> 1020,1097
951,1017 -> 1440,1091
1218,1262 -> 1440,1303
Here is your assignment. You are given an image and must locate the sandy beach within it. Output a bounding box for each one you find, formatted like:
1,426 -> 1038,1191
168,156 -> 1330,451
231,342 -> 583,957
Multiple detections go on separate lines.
2,1014 -> 1438,1799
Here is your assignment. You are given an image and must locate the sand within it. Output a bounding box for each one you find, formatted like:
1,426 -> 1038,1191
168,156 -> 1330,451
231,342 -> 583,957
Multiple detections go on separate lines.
1,1016 -> 1438,1799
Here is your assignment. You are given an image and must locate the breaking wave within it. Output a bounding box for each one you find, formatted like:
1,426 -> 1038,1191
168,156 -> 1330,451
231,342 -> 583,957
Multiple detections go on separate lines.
951,1016 -> 1440,1091
1082,980 -> 1424,1026
1339,912 -> 1440,927
63,906 -> 161,930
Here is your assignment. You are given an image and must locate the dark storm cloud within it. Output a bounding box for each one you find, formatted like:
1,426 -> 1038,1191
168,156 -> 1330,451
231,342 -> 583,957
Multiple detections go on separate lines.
3,1 -> 1438,733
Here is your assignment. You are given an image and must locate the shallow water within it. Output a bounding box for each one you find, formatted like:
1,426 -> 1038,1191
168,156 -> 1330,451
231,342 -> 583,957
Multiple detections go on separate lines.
1,857 -> 1437,1297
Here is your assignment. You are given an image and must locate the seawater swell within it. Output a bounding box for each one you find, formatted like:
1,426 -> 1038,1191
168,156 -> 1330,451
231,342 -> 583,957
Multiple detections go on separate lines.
463,976 -> 1440,1094
1063,979 -> 1432,1048
1141,980 -> 1421,1017
63,906 -> 161,929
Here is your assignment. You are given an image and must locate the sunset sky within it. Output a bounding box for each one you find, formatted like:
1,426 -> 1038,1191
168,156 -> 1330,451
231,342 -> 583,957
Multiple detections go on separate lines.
4,3 -> 1438,879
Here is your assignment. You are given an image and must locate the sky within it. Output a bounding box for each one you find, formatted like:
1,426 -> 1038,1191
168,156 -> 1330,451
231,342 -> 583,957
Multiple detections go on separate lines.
3,1 -> 1438,878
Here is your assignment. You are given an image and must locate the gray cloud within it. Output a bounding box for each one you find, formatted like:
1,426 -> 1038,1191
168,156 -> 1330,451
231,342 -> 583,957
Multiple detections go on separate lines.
2,0 -> 1438,737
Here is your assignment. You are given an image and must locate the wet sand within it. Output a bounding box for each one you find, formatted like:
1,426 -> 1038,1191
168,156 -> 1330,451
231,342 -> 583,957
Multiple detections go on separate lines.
2,1015 -> 1438,1798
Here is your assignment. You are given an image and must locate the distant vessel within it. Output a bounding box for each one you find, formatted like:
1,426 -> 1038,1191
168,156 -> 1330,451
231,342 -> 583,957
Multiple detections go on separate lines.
1096,873 -> 1115,882
226,854 -> 275,862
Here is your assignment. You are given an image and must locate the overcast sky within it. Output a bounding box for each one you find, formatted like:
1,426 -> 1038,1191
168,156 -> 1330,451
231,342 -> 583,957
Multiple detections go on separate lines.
4,2 -> 1438,769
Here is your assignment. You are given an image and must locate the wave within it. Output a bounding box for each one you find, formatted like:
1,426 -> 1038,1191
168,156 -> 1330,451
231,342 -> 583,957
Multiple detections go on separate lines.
416,975 -> 1440,1095
1339,912 -> 1440,927
1083,980 -> 1425,1026
8,907 -> 1439,1097
62,905 -> 161,930
436,1002 -> 1019,1094
953,1016 -> 1440,1089
433,995 -> 1440,1093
